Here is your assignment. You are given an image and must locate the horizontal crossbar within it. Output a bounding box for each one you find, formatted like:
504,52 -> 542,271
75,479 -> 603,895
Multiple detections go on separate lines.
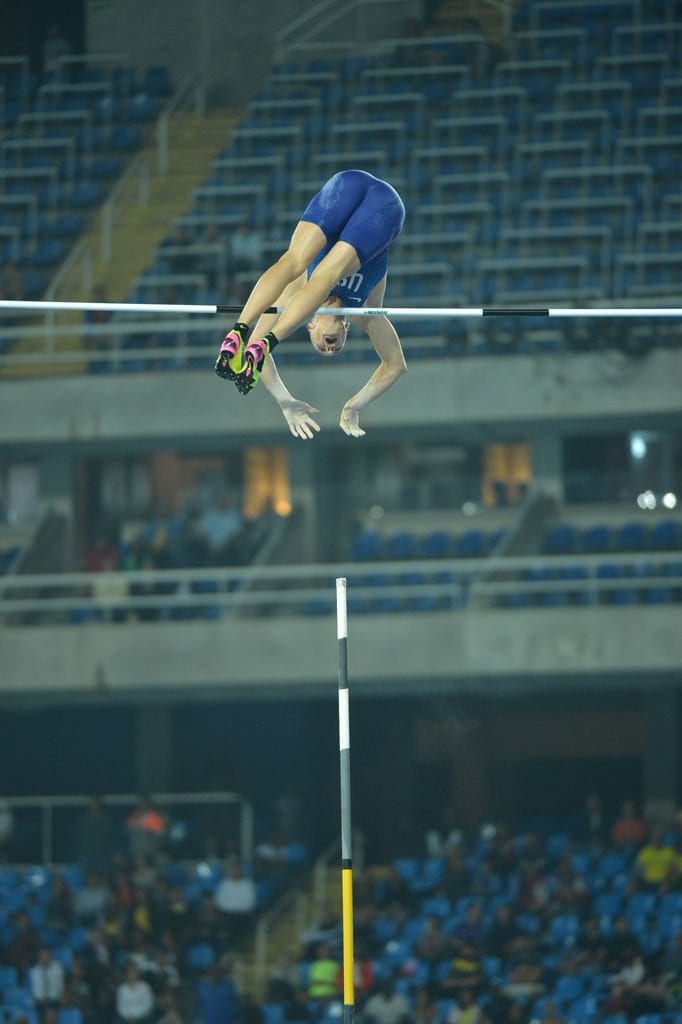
2,299 -> 682,318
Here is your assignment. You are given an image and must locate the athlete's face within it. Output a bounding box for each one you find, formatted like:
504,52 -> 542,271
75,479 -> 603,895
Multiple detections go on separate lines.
307,314 -> 350,356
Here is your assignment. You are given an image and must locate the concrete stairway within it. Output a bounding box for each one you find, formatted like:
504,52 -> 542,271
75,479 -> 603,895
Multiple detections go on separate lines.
242,872 -> 342,1000
2,108 -> 240,379
67,108 -> 241,302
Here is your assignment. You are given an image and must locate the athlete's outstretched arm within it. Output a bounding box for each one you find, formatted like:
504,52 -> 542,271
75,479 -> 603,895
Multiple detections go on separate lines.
339,276 -> 406,438
255,276 -> 321,440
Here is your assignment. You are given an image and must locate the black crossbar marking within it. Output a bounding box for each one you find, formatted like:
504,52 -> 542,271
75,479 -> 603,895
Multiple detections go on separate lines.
483,308 -> 550,316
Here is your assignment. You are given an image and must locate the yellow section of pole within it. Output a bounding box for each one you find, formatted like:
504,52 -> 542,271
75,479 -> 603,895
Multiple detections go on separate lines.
342,865 -> 355,1009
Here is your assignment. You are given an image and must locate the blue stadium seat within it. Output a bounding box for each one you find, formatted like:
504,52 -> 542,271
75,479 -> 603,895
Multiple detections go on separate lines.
351,531 -> 382,560
651,520 -> 681,549
419,531 -> 451,558
583,524 -> 612,553
385,532 -> 417,559
616,521 -> 646,551
456,530 -> 485,557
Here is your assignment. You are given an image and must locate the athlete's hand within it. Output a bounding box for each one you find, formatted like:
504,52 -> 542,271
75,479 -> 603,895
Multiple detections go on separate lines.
279,398 -> 321,440
339,403 -> 366,438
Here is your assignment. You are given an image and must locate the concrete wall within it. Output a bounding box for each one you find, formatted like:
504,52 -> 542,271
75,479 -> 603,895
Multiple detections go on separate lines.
3,605 -> 681,700
2,348 -> 681,447
86,0 -> 296,103
85,0 -> 422,105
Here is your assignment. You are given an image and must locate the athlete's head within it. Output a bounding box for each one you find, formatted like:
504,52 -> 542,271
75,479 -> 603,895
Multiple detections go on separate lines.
307,297 -> 350,356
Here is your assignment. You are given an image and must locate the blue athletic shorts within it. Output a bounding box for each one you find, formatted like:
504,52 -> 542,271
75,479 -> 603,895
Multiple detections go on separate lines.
300,169 -> 405,265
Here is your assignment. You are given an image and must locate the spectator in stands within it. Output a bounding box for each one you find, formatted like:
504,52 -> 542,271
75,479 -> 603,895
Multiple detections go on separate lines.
363,976 -> 409,1024
140,502 -> 183,570
214,863 -> 257,940
156,989 -> 183,1024
442,846 -> 471,902
282,991 -> 314,1021
116,962 -> 154,1024
85,534 -> 120,573
530,1002 -> 564,1024
74,871 -> 110,927
425,807 -> 462,859
29,946 -> 65,1013
582,792 -> 606,847
487,905 -> 525,960
0,793 -> 13,861
635,826 -> 677,888
602,979 -> 632,1017
413,985 -> 443,1024
7,910 -> 40,972
416,914 -> 449,975
79,795 -> 115,872
42,24 -> 71,75
126,796 -> 167,858
604,916 -> 641,972
238,992 -> 265,1024
307,942 -> 339,1004
45,874 -> 74,933
439,942 -> 483,997
266,951 -> 300,1005
549,857 -> 588,912
575,915 -> 608,968
452,903 -> 486,951
446,989 -> 488,1024
611,798 -> 647,849
198,490 -> 244,566
65,955 -> 93,1017
195,962 -> 241,1024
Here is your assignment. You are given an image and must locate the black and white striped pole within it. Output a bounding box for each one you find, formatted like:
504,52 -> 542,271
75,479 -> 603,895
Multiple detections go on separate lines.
336,577 -> 354,1024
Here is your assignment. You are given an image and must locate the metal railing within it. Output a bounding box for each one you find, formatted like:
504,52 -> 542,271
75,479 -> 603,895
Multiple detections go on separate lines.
253,886 -> 309,996
3,791 -> 253,866
100,154 -> 151,262
0,553 -> 680,623
0,316 -> 463,372
156,75 -> 206,176
273,0 -> 422,63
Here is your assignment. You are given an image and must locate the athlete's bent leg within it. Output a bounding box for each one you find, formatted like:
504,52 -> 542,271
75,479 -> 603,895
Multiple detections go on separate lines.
215,221 -> 327,382
238,241 -> 360,393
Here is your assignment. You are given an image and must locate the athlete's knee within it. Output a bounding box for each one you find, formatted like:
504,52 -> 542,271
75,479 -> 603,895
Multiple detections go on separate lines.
276,247 -> 309,278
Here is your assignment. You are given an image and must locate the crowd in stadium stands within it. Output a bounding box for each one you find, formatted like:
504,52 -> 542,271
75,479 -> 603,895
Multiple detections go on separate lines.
253,798 -> 682,1023
5,795 -> 682,1021
0,792 -> 310,1023
84,492 -> 247,574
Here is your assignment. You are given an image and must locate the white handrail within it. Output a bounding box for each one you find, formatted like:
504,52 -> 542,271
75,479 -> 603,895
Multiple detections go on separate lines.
1,553 -> 680,619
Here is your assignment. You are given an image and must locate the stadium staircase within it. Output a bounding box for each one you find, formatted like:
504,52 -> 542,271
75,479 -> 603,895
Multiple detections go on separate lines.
1,109 -> 240,379
244,867 -> 342,999
57,108 -> 241,304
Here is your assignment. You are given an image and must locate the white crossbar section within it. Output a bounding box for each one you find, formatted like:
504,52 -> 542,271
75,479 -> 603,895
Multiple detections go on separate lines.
2,299 -> 682,318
